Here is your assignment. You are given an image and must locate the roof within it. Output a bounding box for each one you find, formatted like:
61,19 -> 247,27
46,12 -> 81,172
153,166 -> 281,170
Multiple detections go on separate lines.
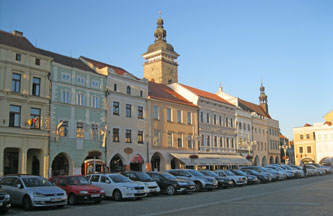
80,56 -> 139,79
36,48 -> 97,73
238,98 -> 271,119
179,83 -> 233,106
304,123 -> 312,127
0,30 -> 40,54
280,133 -> 287,139
148,82 -> 197,108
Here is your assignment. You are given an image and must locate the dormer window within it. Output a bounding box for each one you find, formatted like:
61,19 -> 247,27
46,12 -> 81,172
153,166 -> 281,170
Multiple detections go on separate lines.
126,86 -> 131,94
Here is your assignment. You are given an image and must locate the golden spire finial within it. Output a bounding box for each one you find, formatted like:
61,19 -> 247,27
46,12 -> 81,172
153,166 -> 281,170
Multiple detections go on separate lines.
159,10 -> 162,18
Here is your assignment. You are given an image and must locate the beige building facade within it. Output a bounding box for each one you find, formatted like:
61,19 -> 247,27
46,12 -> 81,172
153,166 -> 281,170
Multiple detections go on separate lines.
0,30 -> 52,177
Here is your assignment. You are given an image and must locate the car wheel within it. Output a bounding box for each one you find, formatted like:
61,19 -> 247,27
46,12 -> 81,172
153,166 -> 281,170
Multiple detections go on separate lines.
194,182 -> 202,192
68,193 -> 77,205
23,196 -> 32,211
113,190 -> 122,201
166,185 -> 176,195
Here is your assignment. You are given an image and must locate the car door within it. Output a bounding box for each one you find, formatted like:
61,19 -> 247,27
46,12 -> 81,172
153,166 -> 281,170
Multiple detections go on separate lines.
99,175 -> 112,197
57,177 -> 68,194
9,177 -> 24,204
0,177 -> 16,203
150,173 -> 165,191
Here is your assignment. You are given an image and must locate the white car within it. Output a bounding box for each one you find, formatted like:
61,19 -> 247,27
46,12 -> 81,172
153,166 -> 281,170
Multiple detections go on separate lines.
86,174 -> 147,201
215,170 -> 247,186
121,172 -> 160,195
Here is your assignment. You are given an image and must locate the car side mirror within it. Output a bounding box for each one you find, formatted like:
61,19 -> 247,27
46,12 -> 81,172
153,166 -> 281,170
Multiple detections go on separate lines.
17,184 -> 23,189
186,174 -> 191,178
105,180 -> 111,184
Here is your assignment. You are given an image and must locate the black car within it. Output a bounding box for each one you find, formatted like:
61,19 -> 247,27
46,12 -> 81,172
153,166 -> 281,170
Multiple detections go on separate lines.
231,170 -> 260,185
146,172 -> 195,195
121,171 -> 160,195
198,170 -> 234,189
240,169 -> 272,183
0,186 -> 11,213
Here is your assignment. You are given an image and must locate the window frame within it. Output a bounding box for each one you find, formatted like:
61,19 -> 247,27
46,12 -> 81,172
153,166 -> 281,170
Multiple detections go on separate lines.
32,77 -> 41,96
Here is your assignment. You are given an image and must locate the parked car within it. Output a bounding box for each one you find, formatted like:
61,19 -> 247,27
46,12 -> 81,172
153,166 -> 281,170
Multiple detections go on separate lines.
264,167 -> 286,180
49,175 -> 104,205
121,172 -> 160,195
231,170 -> 260,185
166,169 -> 218,191
0,186 -> 11,213
85,174 -> 147,201
311,164 -> 330,174
0,175 -> 67,210
240,166 -> 275,180
214,170 -> 247,186
266,165 -> 293,179
146,172 -> 195,195
305,164 -> 323,175
239,169 -> 272,183
198,170 -> 234,188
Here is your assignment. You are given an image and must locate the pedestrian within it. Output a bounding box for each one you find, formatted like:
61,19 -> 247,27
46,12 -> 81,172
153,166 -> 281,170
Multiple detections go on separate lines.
303,164 -> 307,177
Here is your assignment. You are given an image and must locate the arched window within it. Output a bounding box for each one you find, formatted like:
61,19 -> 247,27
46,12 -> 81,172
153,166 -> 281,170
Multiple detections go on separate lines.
126,86 -> 131,94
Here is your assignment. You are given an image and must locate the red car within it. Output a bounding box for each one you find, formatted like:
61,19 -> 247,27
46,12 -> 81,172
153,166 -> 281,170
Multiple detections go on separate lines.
49,175 -> 105,205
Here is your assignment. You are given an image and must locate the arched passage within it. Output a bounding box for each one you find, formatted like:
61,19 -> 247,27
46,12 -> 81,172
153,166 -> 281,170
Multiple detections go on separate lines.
262,156 -> 267,166
130,154 -> 145,171
269,156 -> 274,164
254,155 -> 260,166
110,154 -> 124,173
27,149 -> 42,176
301,158 -> 315,165
151,152 -> 166,171
275,156 -> 280,164
52,153 -> 73,176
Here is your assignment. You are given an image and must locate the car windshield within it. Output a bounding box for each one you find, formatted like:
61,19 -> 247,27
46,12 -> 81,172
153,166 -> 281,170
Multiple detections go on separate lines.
247,170 -> 259,175
282,166 -> 292,170
187,170 -> 204,177
67,176 -> 91,185
160,173 -> 177,180
224,170 -> 235,176
265,168 -> 275,172
234,170 -> 247,176
135,172 -> 153,181
22,177 -> 53,187
108,175 -> 131,183
202,171 -> 218,177
291,166 -> 302,170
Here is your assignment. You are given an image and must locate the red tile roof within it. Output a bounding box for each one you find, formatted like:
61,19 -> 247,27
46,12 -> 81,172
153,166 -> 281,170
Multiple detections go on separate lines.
80,56 -> 139,79
238,98 -> 271,119
304,123 -> 312,127
324,121 -> 332,126
149,82 -> 197,108
179,83 -> 233,106
280,133 -> 287,139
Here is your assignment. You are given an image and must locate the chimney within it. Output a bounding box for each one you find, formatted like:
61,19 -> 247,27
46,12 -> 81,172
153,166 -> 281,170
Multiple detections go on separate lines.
13,30 -> 23,37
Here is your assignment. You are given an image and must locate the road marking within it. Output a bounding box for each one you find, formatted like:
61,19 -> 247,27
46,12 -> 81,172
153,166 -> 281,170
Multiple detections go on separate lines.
224,201 -> 321,206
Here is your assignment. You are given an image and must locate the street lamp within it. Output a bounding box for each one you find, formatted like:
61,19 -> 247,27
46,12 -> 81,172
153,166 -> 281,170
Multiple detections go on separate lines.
280,140 -> 289,165
239,134 -> 256,162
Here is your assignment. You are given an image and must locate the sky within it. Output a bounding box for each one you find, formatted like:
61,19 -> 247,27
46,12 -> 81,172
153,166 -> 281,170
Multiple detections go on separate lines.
1,0 -> 332,140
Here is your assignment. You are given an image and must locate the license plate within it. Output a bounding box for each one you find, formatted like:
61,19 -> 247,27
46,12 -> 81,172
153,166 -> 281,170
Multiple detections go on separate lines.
91,194 -> 100,198
137,190 -> 144,193
51,198 -> 62,202
190,186 -> 195,189
0,202 -> 3,206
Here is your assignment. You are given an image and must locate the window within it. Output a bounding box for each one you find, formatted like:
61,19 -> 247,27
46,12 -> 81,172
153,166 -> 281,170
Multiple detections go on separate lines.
113,128 -> 119,142
9,105 -> 21,127
300,135 -> 304,140
125,104 -> 132,118
77,93 -> 85,106
219,116 -> 222,126
306,134 -> 310,139
168,132 -> 173,147
77,77 -> 85,85
91,80 -> 99,89
239,122 -> 242,129
138,131 -> 143,144
76,122 -> 84,138
206,135 -> 210,146
153,105 -> 159,120
200,112 -> 203,122
226,117 -> 229,127
11,73 -> 21,93
125,129 -> 132,143
201,135 -> 204,146
214,115 -> 216,125
126,86 -> 131,94
166,108 -> 172,121
187,112 -> 192,125
248,124 -> 251,131
219,137 -> 223,147
177,110 -> 182,123
35,58 -> 40,66
113,101 -> 120,115
140,90 -> 143,97
153,130 -> 160,146
214,136 -> 217,147
114,84 -> 117,91
59,120 -> 68,137
177,136 -> 182,148
299,146 -> 303,154
30,108 -> 41,129
243,123 -> 246,130
188,137 -> 193,149
32,77 -> 41,96
62,73 -> 70,82
62,91 -> 70,104
137,106 -> 143,119
92,96 -> 99,108
226,138 -> 229,148
91,124 -> 98,140
206,113 -> 209,123
16,53 -> 21,61
90,175 -> 99,182
307,146 -> 312,153
231,138 -> 234,148
230,119 -> 233,128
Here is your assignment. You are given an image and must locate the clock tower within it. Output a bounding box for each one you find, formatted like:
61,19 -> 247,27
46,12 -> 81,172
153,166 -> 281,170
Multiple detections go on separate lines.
142,16 -> 179,85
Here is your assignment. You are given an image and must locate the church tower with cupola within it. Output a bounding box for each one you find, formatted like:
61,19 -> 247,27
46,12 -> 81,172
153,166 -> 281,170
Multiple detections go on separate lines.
142,15 -> 179,85
259,82 -> 269,113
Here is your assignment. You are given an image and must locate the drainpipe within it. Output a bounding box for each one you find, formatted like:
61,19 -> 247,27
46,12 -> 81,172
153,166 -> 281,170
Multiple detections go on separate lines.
47,71 -> 52,178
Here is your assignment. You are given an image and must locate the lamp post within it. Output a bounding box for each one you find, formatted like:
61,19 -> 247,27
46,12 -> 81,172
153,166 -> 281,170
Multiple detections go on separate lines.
280,140 -> 289,164
239,134 -> 256,163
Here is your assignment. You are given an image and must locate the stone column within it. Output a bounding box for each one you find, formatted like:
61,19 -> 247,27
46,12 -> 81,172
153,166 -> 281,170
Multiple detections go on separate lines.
0,139 -> 4,176
19,148 -> 28,174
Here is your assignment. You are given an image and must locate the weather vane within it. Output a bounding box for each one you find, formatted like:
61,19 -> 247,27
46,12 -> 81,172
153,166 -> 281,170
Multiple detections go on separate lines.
159,10 -> 162,17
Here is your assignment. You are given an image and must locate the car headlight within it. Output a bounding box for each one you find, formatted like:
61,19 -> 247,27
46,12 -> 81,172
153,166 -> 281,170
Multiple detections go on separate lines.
4,194 -> 10,201
80,191 -> 89,194
178,182 -> 187,186
33,192 -> 46,197
122,186 -> 134,190
100,190 -> 105,193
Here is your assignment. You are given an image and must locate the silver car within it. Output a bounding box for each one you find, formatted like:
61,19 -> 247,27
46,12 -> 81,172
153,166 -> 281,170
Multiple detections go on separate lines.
0,175 -> 67,210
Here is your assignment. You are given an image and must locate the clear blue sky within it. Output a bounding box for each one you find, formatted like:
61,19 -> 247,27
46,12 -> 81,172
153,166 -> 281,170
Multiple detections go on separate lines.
1,0 -> 332,140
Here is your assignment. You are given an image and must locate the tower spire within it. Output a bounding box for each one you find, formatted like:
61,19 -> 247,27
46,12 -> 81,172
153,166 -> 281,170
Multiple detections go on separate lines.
259,82 -> 268,113
154,13 -> 167,42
